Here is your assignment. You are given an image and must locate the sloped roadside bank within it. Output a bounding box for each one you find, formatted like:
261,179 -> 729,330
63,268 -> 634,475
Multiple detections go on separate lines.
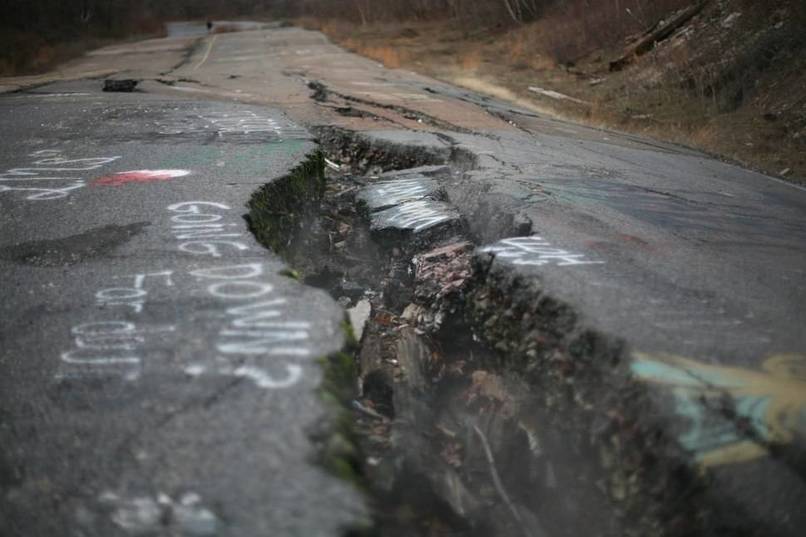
246,126 -> 806,537
299,0 -> 806,185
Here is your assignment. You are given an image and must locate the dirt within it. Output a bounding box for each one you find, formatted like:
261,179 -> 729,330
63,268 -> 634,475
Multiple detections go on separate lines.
301,0 -> 806,185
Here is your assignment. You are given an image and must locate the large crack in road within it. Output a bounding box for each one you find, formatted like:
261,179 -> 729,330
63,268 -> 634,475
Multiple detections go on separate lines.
244,103 -> 806,535
243,127 -> 675,537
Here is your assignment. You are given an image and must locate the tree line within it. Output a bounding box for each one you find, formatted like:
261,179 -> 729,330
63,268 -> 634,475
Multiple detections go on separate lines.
295,0 -> 554,26
1,0 -> 286,74
1,0 -> 688,75
1,0 -> 284,39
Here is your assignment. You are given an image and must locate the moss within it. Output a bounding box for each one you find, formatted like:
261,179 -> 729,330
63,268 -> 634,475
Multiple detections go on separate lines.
315,351 -> 363,487
308,317 -> 370,490
319,351 -> 357,405
247,150 -> 368,490
247,150 -> 326,254
278,267 -> 301,281
341,318 -> 359,351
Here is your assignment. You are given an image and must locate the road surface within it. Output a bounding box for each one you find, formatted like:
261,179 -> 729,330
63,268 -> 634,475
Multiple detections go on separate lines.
1,22 -> 805,537
0,81 -> 364,536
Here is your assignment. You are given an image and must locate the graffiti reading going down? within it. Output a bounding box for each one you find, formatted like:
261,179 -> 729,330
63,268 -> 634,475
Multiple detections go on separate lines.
186,263 -> 312,390
57,200 -> 318,391
167,201 -> 250,257
59,263 -> 313,390
480,235 -> 604,267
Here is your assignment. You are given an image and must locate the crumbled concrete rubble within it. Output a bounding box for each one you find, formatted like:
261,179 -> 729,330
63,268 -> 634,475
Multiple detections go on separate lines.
410,240 -> 473,331
244,135 -> 634,535
348,298 -> 372,342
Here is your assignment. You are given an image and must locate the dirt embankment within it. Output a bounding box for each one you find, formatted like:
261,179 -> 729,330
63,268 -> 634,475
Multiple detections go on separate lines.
301,0 -> 806,184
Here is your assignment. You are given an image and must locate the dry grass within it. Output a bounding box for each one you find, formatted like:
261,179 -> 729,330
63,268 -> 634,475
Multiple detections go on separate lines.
351,43 -> 406,68
0,32 -> 106,76
460,49 -> 482,71
532,0 -> 691,64
308,0 -> 806,183
0,13 -> 165,77
501,31 -> 556,71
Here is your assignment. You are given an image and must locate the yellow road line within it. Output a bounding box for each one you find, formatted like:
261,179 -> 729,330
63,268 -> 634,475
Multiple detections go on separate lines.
193,34 -> 218,71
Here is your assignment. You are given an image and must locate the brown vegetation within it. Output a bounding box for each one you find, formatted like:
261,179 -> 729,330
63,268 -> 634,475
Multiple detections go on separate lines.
301,0 -> 806,183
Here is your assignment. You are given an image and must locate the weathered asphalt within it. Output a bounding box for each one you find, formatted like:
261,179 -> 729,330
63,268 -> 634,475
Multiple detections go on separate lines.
1,23 -> 805,537
0,81 -> 365,536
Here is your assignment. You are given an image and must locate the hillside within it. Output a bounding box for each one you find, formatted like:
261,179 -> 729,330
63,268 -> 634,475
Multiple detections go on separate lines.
304,0 -> 806,184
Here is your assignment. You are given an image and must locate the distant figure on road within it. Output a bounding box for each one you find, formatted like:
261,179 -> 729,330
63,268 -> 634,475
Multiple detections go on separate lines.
206,21 -> 213,32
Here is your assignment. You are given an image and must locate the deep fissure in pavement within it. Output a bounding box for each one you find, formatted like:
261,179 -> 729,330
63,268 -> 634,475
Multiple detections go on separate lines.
244,137 -> 529,535
243,133 -> 553,537
244,131 -> 725,537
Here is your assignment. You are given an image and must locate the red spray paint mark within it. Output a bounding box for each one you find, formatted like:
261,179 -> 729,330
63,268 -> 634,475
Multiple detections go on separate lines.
92,169 -> 190,186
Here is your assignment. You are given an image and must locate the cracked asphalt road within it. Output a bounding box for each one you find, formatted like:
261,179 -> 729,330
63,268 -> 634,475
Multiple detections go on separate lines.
1,22 -> 805,537
0,83 -> 364,536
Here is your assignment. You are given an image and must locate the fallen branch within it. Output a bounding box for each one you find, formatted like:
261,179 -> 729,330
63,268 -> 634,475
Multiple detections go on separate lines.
610,1 -> 708,72
527,86 -> 590,106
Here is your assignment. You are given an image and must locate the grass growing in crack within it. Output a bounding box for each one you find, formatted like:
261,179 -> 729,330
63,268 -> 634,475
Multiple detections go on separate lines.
316,346 -> 363,487
316,350 -> 378,537
341,318 -> 360,350
316,318 -> 362,484
278,267 -> 302,281
317,355 -> 361,479
247,150 -> 326,254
